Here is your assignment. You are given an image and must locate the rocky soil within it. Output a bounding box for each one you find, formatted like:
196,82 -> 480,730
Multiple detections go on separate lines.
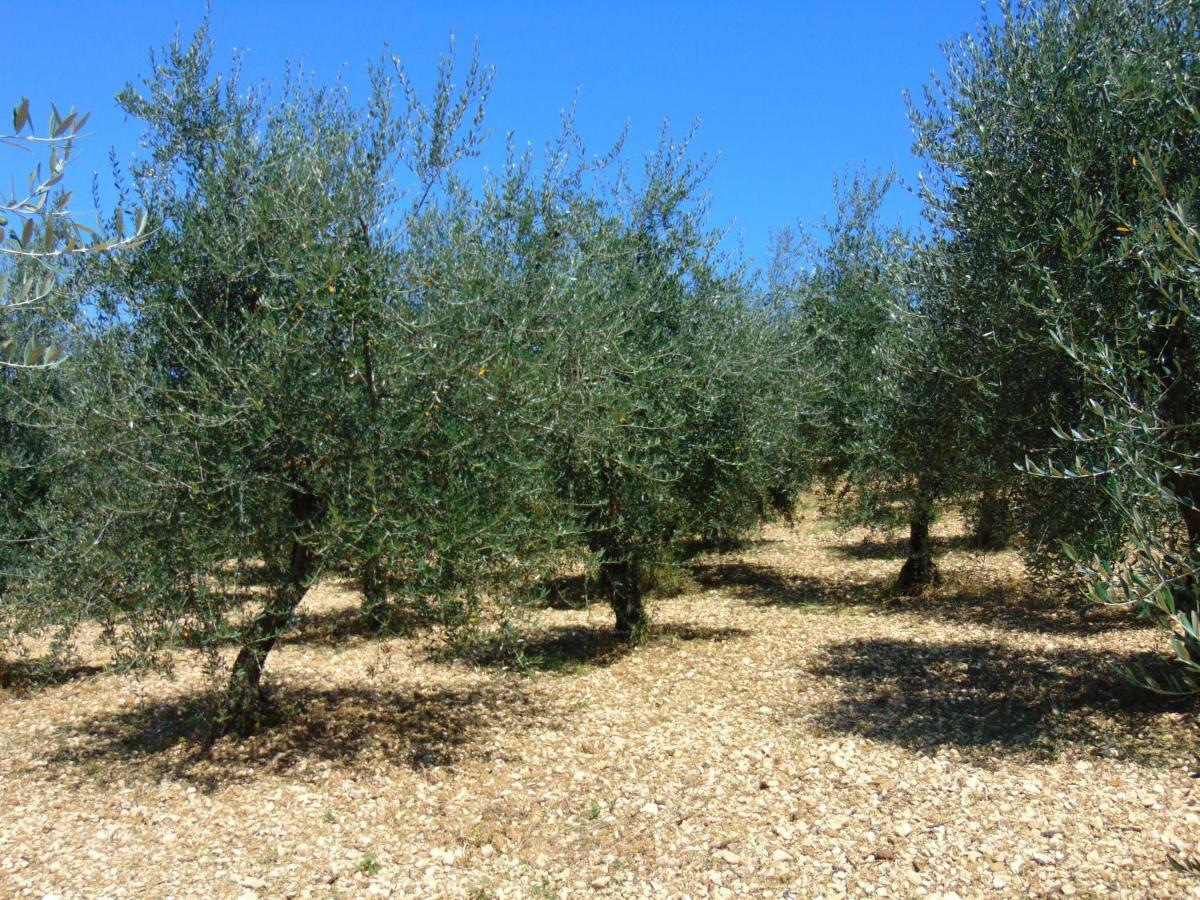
2,507 -> 1199,898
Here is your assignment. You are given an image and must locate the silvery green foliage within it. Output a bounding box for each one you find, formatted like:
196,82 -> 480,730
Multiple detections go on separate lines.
1,26 -> 522,727
445,119 -> 814,640
773,171 -> 952,587
1,97 -> 147,682
2,24 -> 813,724
911,0 -> 1200,685
1,98 -> 145,367
1030,148 -> 1200,694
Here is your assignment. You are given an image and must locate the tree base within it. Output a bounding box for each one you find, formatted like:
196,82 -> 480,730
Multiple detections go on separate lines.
612,598 -> 649,642
360,556 -> 396,634
897,556 -> 940,595
220,653 -> 274,737
361,600 -> 400,634
969,531 -> 1008,552
969,492 -> 1012,551
601,559 -> 649,642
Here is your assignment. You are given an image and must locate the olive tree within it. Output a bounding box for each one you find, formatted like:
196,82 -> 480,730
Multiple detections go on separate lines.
463,124 -> 811,640
776,171 -> 954,591
2,27 -> 540,729
907,0 -> 1197,576
909,0 -> 1200,680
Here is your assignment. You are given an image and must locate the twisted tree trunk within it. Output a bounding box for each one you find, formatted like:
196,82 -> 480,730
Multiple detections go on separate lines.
897,504 -> 939,594
586,478 -> 649,642
225,493 -> 317,733
599,557 -> 647,642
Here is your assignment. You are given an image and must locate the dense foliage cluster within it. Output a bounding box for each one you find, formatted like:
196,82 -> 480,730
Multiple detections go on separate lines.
773,0 -> 1200,690
0,27 -> 808,725
909,0 -> 1200,689
1,97 -> 145,686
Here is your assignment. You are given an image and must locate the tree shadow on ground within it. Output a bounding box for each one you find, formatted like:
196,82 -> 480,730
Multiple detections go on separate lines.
679,535 -> 787,558
692,560 -> 1144,637
533,556 -> 751,612
830,532 -> 974,561
694,561 -> 884,607
459,622 -> 751,673
536,573 -> 603,611
188,578 -> 434,651
278,602 -> 431,647
276,606 -> 379,645
808,637 -> 1197,764
918,580 -> 1144,636
43,680 -> 544,789
1,656 -> 105,693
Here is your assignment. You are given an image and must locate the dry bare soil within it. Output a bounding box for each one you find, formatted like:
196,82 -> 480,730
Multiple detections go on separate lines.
3,507 -> 1200,898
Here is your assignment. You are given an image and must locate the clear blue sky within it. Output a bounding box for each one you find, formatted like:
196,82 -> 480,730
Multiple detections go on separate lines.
6,1 -> 990,267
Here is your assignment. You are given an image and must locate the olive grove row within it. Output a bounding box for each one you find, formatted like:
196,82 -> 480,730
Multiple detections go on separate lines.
3,0 -> 1198,730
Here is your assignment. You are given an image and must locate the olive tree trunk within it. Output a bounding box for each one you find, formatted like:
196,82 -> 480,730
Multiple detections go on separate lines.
225,494 -> 317,732
597,557 -> 647,642
970,490 -> 1011,551
897,506 -> 939,594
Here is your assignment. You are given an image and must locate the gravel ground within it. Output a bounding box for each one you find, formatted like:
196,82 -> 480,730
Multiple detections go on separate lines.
2,509 -> 1199,898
